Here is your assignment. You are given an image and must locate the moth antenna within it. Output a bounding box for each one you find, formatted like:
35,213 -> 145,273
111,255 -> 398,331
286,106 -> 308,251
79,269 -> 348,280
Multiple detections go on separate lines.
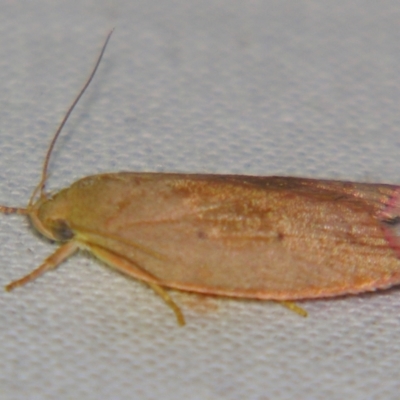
28,29 -> 114,207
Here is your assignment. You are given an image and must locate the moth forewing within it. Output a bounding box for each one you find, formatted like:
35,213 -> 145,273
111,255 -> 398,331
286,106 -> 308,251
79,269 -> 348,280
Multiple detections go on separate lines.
47,173 -> 400,298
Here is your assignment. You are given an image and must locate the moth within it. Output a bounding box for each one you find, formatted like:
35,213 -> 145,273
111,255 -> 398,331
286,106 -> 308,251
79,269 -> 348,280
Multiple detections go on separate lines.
3,31 -> 400,325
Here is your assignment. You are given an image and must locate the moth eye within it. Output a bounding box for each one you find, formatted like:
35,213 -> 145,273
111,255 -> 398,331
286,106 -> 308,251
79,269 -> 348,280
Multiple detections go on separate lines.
49,219 -> 74,241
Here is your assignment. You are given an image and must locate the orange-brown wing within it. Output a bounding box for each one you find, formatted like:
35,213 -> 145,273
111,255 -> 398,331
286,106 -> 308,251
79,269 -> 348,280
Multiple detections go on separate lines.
65,173 -> 400,300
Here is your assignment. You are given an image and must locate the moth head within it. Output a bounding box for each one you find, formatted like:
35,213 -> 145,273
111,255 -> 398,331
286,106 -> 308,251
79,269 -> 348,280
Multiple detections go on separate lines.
29,189 -> 74,242
0,31 -> 114,244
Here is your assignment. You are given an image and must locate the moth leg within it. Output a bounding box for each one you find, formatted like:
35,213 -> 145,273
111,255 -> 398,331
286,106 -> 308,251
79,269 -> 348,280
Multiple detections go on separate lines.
5,241 -> 78,291
145,281 -> 186,327
86,243 -> 185,326
276,301 -> 308,317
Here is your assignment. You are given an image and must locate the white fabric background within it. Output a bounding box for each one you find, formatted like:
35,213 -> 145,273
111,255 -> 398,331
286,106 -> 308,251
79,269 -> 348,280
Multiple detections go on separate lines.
1,1 -> 400,399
